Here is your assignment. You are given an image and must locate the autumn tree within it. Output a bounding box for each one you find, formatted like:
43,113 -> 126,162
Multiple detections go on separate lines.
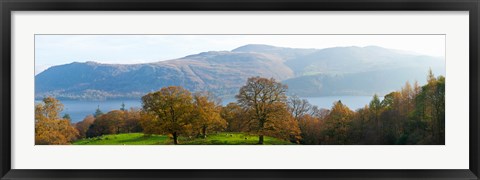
221,103 -> 250,132
412,70 -> 445,144
139,112 -> 162,136
400,81 -> 416,114
345,70 -> 445,145
264,103 -> 301,142
287,97 -> 327,144
75,115 -> 95,138
86,110 -> 125,137
311,106 -> 330,119
379,91 -> 404,144
141,86 -> 194,144
298,114 -> 324,145
321,100 -> 354,144
347,105 -> 369,144
192,92 -> 226,138
35,97 -> 79,145
123,108 -> 143,133
236,77 -> 300,144
369,94 -> 384,142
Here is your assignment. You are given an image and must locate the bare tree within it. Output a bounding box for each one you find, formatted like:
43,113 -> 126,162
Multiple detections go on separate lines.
287,95 -> 313,120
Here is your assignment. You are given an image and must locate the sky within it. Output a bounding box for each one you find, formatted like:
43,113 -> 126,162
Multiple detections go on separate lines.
35,35 -> 445,75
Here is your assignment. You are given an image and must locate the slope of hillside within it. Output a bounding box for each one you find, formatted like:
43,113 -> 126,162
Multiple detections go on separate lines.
35,44 -> 445,100
232,44 -> 317,61
283,67 -> 443,97
285,46 -> 443,76
35,51 -> 294,100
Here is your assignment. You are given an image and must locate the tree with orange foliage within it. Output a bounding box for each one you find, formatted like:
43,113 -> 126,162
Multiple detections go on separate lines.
192,92 -> 226,138
35,97 -> 79,145
321,100 -> 354,144
75,115 -> 95,138
221,103 -> 250,132
141,86 -> 194,144
298,114 -> 324,145
236,77 -> 300,144
123,108 -> 143,133
86,110 -> 125,137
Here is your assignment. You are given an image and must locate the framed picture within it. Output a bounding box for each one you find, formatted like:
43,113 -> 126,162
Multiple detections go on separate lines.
1,0 -> 479,179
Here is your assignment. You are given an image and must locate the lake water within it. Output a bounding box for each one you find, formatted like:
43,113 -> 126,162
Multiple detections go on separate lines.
36,96 -> 380,123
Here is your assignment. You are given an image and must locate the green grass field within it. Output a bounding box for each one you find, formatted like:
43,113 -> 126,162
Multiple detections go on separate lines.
73,132 -> 294,145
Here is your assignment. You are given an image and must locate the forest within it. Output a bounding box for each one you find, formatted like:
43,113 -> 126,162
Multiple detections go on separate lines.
34,70 -> 445,145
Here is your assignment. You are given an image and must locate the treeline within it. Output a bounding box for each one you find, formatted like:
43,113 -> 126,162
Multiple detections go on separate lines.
34,70 -> 444,145
289,70 -> 445,145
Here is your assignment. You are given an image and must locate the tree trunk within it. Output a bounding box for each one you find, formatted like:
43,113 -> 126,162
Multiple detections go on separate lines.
258,135 -> 264,144
173,132 -> 178,145
258,118 -> 265,144
202,125 -> 207,139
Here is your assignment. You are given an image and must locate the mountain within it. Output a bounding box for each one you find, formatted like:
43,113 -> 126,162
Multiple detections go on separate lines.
35,44 -> 445,100
232,44 -> 317,61
35,50 -> 294,100
284,46 -> 443,76
283,67 -> 441,97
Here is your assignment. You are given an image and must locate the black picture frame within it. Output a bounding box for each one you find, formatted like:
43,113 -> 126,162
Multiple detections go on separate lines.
1,0 -> 479,179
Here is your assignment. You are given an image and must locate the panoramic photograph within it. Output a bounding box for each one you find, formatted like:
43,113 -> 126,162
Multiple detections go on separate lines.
34,35 -> 445,145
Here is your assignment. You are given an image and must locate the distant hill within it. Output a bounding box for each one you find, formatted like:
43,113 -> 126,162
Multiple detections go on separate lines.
35,50 -> 294,100
232,44 -> 317,61
35,44 -> 445,100
283,67 -> 443,97
284,46 -> 443,76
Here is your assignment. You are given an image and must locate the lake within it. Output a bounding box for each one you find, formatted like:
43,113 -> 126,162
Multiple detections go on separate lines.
36,96 -> 381,123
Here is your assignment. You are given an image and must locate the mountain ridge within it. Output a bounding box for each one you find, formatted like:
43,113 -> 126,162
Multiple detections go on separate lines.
35,44 -> 445,100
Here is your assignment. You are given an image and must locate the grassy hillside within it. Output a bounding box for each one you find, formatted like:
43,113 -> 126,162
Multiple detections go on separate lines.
73,132 -> 294,145
73,133 -> 168,145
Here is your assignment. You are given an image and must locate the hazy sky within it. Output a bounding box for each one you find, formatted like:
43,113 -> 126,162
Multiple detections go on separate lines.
35,35 -> 445,75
